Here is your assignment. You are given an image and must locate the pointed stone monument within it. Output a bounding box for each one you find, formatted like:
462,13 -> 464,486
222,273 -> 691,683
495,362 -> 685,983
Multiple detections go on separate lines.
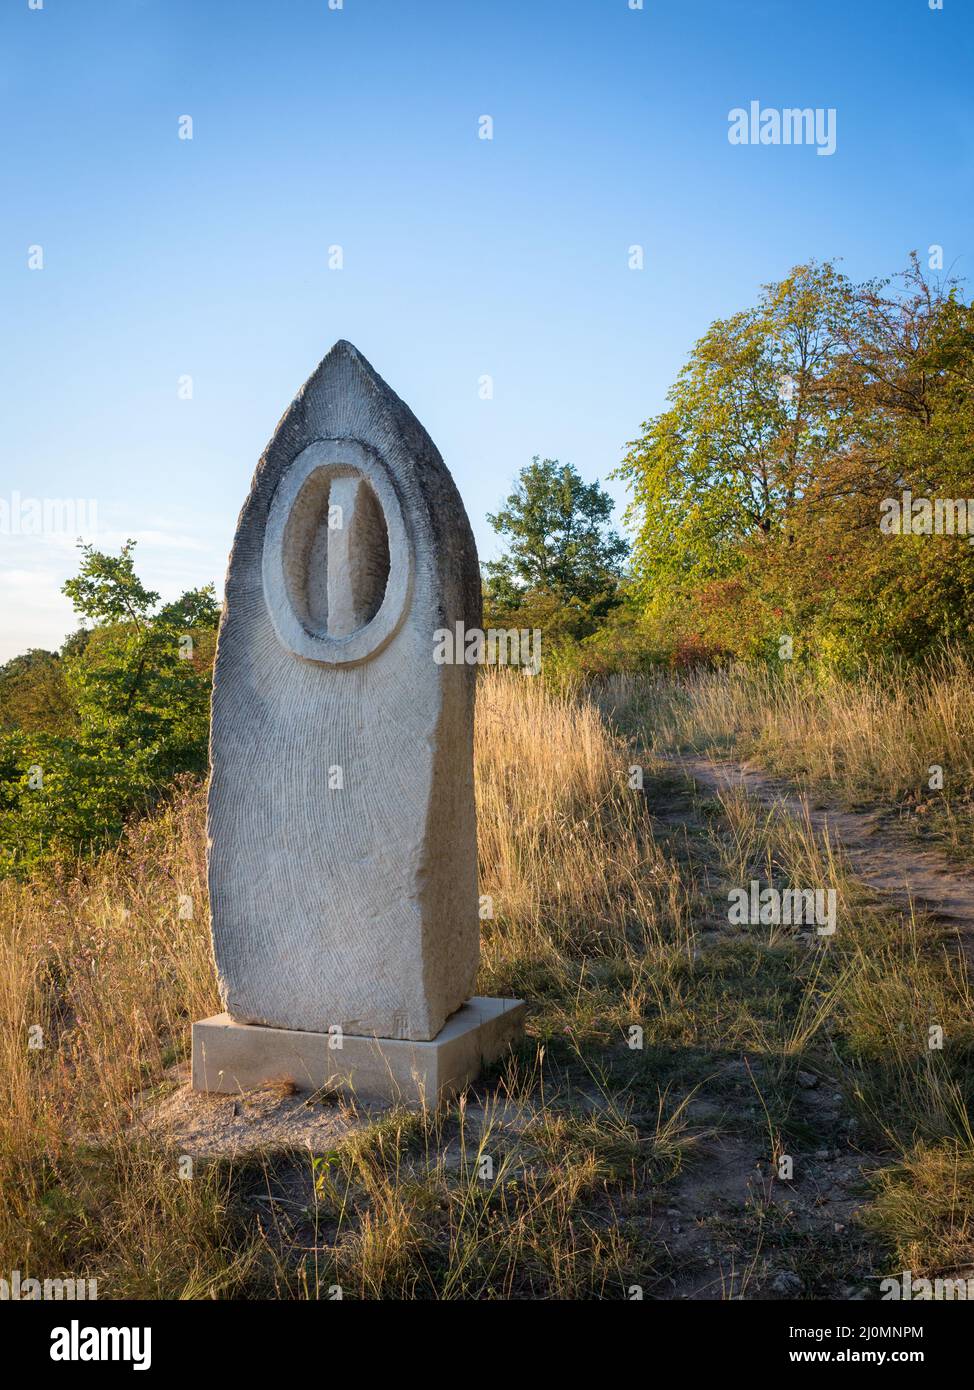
192,342 -> 524,1102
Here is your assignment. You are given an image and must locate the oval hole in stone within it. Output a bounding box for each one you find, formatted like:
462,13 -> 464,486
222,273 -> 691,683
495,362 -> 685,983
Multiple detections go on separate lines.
281,467 -> 390,639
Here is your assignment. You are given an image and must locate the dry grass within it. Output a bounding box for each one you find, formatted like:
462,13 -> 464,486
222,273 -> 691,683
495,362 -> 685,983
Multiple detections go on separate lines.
0,782 -> 253,1295
602,652 -> 974,848
475,672 -> 695,1031
864,1135 -> 974,1277
1,668 -> 973,1297
284,1062 -> 696,1300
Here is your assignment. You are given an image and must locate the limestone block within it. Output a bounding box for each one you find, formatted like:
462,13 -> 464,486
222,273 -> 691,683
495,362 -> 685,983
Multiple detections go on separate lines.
207,342 -> 482,1041
192,998 -> 527,1104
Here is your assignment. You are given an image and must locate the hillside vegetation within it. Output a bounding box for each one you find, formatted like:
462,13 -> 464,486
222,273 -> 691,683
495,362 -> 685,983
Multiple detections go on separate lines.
2,672 -> 972,1297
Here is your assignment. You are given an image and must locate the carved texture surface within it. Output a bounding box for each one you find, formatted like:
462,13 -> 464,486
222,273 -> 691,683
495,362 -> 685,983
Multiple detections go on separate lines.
207,342 -> 481,1040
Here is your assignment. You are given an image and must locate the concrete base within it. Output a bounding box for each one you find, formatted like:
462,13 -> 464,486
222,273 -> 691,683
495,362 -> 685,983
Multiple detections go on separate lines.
191,997 -> 526,1105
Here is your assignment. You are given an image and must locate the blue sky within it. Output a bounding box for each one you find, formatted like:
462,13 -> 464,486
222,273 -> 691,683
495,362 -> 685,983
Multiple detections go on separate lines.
2,0 -> 971,659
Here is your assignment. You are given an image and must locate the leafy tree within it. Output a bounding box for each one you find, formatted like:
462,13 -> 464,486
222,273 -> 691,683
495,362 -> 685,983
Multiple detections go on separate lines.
615,262 -> 851,609
0,542 -> 219,873
62,542 -> 219,777
483,457 -> 628,636
617,257 -> 974,670
0,649 -> 76,735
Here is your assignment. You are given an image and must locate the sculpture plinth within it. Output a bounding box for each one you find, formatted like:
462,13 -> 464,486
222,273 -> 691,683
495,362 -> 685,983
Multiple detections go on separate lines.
193,341 -> 523,1102
192,999 -> 526,1106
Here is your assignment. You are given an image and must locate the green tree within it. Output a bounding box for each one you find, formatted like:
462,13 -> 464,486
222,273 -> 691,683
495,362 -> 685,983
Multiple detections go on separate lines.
0,542 -> 219,873
615,261 -> 851,612
0,649 -> 76,735
617,256 -> 974,669
62,541 -> 219,777
483,457 -> 628,636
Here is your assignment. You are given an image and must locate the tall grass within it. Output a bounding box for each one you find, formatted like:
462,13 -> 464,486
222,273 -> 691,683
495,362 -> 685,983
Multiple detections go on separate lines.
0,674 -> 697,1296
0,781 -> 251,1295
602,651 -> 974,812
475,672 -> 695,1010
2,668 -> 973,1296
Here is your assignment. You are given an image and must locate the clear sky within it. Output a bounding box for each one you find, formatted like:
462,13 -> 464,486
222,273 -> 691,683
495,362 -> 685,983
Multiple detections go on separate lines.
2,0 -> 971,660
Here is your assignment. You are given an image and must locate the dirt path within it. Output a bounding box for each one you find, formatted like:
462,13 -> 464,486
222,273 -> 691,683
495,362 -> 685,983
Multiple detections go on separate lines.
663,754 -> 974,962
